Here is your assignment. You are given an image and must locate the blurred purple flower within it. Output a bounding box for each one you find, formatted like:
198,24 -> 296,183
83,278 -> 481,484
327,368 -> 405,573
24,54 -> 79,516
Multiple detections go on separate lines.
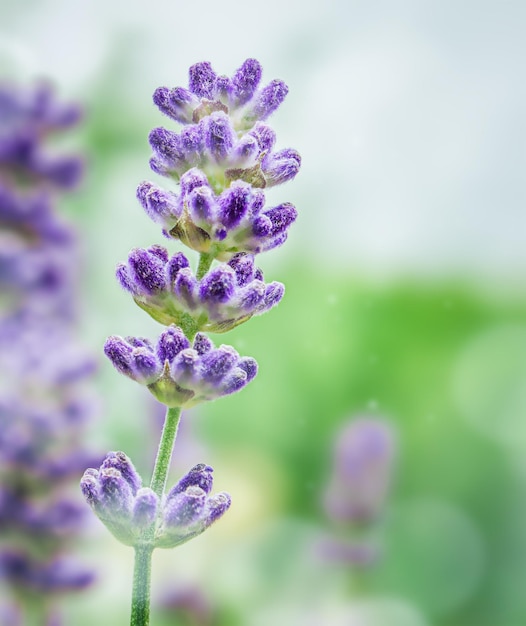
323,417 -> 396,524
0,81 -> 99,617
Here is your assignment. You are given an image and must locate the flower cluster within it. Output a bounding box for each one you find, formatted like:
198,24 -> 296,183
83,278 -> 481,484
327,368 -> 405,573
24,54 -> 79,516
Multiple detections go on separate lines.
105,58 -> 300,409
116,246 -> 283,333
0,81 -> 98,618
104,326 -> 257,408
81,453 -> 230,548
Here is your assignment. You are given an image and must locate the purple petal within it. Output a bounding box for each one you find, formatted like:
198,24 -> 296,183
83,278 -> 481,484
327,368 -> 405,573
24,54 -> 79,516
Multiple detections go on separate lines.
171,348 -> 200,386
187,186 -> 215,223
180,168 -> 210,197
136,182 -> 181,224
153,86 -> 197,124
133,488 -> 159,528
263,203 -> 297,236
237,357 -> 258,382
201,346 -> 238,383
174,268 -> 198,308
263,148 -> 301,186
157,326 -> 190,364
204,493 -> 231,526
227,253 -> 256,286
168,463 -> 214,497
128,248 -> 167,294
199,266 -> 236,304
232,58 -> 262,106
203,112 -> 235,161
104,336 -> 133,376
131,347 -> 162,384
167,252 -> 190,284
189,62 -> 217,99
193,333 -> 213,355
164,486 -> 206,527
101,451 -> 142,495
149,127 -> 183,165
251,79 -> 289,121
249,122 -> 276,153
218,182 -> 251,229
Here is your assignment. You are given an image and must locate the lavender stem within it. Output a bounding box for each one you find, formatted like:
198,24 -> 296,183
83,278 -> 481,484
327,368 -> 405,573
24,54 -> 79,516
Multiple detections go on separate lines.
150,406 -> 182,498
130,544 -> 153,626
130,406 -> 181,625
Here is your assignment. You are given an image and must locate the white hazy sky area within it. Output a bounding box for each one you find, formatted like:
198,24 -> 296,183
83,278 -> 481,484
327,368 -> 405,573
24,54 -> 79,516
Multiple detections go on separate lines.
1,0 -> 524,286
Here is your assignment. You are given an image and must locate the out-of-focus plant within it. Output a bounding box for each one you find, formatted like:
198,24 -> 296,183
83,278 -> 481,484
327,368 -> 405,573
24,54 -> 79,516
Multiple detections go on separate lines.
80,59 -> 300,625
320,416 -> 397,567
0,82 -> 99,624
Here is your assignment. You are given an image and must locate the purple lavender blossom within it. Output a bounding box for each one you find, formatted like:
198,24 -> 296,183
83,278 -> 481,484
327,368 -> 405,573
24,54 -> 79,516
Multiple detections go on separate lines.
154,59 -> 287,130
323,417 -> 396,524
104,326 -> 257,408
81,452 -> 159,546
0,551 -> 94,593
144,59 -> 300,261
0,81 -> 83,190
81,455 -> 229,548
117,247 -> 284,331
157,464 -> 231,548
137,174 -> 297,258
148,112 -> 300,192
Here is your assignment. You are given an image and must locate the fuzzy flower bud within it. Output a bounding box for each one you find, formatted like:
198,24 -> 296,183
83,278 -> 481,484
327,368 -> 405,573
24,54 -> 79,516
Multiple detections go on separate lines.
80,452 -> 160,546
156,464 -> 231,549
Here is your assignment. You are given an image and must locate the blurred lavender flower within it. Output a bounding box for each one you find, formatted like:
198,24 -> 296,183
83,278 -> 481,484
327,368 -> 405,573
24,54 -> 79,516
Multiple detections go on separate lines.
117,246 -> 284,332
0,82 -> 83,321
0,81 -> 99,620
0,81 -> 83,189
319,416 -> 397,568
324,417 -> 396,524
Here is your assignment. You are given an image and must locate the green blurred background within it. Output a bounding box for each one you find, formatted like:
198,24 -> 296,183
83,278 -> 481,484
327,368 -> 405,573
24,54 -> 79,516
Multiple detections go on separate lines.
2,1 -> 526,624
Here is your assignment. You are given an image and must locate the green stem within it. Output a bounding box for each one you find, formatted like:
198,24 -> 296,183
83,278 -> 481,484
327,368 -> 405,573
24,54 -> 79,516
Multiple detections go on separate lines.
150,406 -> 182,498
130,545 -> 153,626
196,252 -> 214,280
129,406 -> 182,625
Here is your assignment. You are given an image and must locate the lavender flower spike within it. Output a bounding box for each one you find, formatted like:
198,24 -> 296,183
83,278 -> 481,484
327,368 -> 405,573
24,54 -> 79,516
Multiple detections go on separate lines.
104,326 -> 258,408
0,81 -> 98,620
117,247 -> 284,332
82,59 -> 298,624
